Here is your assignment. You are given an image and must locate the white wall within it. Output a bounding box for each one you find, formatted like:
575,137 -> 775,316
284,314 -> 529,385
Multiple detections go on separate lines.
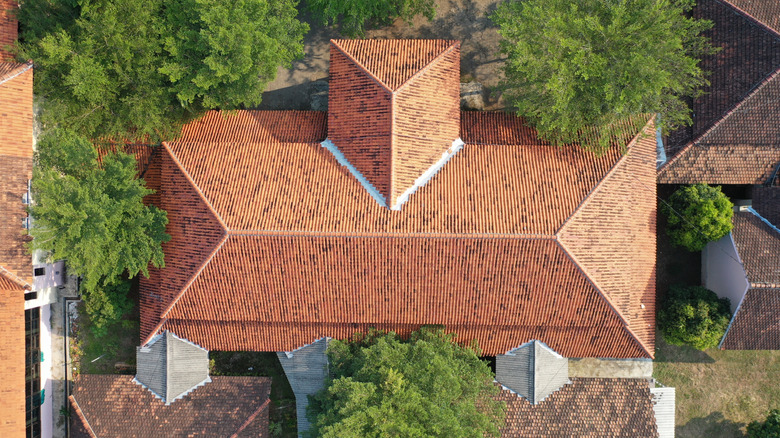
702,233 -> 749,313
40,304 -> 53,438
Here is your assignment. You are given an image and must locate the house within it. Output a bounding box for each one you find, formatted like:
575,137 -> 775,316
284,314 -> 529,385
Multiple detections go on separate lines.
657,0 -> 780,184
703,190 -> 780,349
133,39 -> 668,436
69,331 -> 272,437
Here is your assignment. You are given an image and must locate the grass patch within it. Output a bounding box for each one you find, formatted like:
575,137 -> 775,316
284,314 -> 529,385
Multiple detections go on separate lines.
210,351 -> 297,438
654,335 -> 780,437
72,279 -> 139,375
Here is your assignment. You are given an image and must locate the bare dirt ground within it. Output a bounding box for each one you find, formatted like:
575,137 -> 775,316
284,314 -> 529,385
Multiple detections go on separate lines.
258,0 -> 506,110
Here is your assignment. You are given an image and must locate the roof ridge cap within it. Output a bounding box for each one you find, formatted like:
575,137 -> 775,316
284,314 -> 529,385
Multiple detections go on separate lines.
690,68 -> 780,147
69,395 -> 99,438
330,39 -> 393,93
720,0 -> 780,38
141,234 -> 229,345
559,116 -> 654,232
394,40 -> 459,93
0,60 -> 32,85
162,142 -> 230,231
229,398 -> 271,438
0,266 -> 31,290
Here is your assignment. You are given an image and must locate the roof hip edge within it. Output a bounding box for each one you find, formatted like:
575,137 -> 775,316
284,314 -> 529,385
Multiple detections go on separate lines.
162,141 -> 230,232
721,0 -> 780,38
393,40 -> 460,93
330,39 -> 393,94
69,395 -> 99,438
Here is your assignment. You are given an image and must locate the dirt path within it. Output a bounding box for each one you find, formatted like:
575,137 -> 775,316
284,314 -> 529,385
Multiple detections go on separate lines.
259,0 -> 505,110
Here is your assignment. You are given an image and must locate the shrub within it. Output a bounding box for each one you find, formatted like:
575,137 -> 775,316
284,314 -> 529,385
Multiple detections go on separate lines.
747,409 -> 780,438
661,184 -> 734,251
658,285 -> 731,350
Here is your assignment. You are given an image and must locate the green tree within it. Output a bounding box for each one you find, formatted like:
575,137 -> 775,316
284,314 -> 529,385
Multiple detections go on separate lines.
17,0 -> 307,141
30,129 -> 170,329
747,409 -> 780,438
492,0 -> 715,154
661,183 -> 734,252
307,0 -> 435,37
307,327 -> 505,438
658,285 -> 731,350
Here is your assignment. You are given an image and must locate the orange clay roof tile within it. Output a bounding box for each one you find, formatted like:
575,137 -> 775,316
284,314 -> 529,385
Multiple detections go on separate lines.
140,110 -> 657,358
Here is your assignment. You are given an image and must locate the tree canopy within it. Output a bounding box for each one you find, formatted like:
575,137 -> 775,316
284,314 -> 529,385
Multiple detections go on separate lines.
30,129 -> 169,330
307,327 -> 506,437
307,0 -> 435,37
661,183 -> 734,252
657,285 -> 731,350
748,409 -> 780,438
17,0 -> 307,141
492,0 -> 715,153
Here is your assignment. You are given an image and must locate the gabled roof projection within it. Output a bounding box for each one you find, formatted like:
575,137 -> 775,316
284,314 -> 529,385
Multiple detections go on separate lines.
659,0 -> 780,184
139,40 -> 658,359
495,340 -> 569,405
721,207 -> 780,349
134,331 -> 210,405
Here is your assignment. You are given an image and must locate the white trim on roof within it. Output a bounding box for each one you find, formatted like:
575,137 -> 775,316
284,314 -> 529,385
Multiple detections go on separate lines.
391,137 -> 464,210
321,139 -> 388,207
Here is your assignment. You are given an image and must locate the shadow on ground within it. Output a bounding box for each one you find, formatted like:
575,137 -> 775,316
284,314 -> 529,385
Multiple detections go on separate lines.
677,412 -> 746,438
655,332 -> 716,364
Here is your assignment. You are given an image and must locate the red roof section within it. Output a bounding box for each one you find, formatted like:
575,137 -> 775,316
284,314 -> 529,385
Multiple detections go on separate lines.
0,0 -> 17,61
0,275 -> 25,438
70,375 -> 271,438
328,40 -> 461,208
731,210 -> 780,287
659,0 -> 780,184
498,378 -> 658,437
140,108 -> 657,359
721,288 -> 780,350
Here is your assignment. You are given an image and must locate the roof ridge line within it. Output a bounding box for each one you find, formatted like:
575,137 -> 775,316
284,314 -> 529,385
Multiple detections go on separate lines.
227,229 -> 558,240
162,142 -> 230,231
559,116 -> 654,233
0,266 -> 31,290
720,0 -> 780,38
660,67 -> 780,172
142,234 -> 229,346
745,206 -> 780,236
330,39 -> 393,94
390,92 -> 396,205
69,395 -> 99,438
0,60 -> 32,85
556,239 -> 654,358
394,40 -> 459,93
229,397 -> 271,438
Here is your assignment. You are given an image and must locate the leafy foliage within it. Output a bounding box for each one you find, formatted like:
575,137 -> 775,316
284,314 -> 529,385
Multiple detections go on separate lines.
492,0 -> 715,153
658,285 -> 731,350
307,327 -> 505,438
747,409 -> 780,438
17,0 -> 307,141
30,129 -> 169,329
661,184 -> 734,252
308,0 -> 435,37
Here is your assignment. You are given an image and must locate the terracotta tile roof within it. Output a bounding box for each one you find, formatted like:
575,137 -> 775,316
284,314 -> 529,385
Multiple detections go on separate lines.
328,40 -> 461,208
725,0 -> 780,35
0,275 -> 25,438
659,0 -> 780,183
139,110 -> 658,359
498,378 -> 658,437
753,185 -> 780,227
0,62 -> 32,287
731,210 -> 780,287
721,288 -> 780,349
0,0 -> 17,61
69,375 -> 271,438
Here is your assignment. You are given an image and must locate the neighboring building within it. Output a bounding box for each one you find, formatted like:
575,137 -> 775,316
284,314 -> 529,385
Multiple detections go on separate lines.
657,0 -> 780,184
69,332 -> 271,437
69,375 -> 271,437
1,3 -> 71,437
703,193 -> 780,350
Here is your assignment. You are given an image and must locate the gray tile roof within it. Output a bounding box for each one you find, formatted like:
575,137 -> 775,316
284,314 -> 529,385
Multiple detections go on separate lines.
496,340 -> 570,405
